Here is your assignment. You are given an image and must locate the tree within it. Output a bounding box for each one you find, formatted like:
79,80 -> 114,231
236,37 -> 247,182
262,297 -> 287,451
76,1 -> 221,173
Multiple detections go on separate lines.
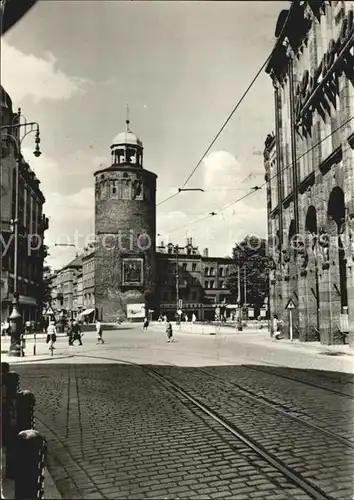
37,264 -> 53,310
225,236 -> 271,311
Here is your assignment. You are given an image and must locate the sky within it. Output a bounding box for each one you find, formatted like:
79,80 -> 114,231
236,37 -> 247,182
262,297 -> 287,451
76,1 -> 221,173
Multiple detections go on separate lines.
2,0 -> 289,270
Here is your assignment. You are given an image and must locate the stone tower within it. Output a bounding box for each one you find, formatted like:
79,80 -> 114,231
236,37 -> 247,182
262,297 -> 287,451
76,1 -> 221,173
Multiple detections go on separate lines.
94,115 -> 157,321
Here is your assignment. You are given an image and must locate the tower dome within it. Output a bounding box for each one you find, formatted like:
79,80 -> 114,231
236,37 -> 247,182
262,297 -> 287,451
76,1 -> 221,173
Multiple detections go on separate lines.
111,121 -> 142,147
110,116 -> 143,167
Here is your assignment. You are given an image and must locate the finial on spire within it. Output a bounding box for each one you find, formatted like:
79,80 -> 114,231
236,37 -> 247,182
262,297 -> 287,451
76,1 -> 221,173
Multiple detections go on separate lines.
126,103 -> 130,130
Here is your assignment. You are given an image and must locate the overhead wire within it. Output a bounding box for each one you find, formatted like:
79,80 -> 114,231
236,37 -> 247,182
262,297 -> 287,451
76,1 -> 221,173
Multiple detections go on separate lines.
162,115 -> 354,235
156,8 -> 294,207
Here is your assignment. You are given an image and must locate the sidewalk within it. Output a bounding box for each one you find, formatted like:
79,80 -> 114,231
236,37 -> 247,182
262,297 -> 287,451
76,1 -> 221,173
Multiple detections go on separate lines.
150,321 -> 354,357
1,336 -> 74,364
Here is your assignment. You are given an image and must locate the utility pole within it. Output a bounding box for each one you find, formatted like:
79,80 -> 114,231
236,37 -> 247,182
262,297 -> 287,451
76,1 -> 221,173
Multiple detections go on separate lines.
175,244 -> 180,324
237,262 -> 243,331
244,266 -> 247,306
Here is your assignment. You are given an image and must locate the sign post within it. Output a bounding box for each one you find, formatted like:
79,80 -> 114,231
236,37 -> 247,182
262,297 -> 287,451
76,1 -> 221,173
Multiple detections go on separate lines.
285,298 -> 296,341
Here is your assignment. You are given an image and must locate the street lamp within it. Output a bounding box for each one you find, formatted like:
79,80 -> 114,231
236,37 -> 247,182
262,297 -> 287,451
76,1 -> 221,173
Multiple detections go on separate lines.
174,245 -> 180,325
1,108 -> 42,356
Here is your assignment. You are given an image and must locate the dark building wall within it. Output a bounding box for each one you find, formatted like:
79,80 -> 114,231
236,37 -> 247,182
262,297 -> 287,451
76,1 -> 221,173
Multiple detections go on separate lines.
156,245 -> 233,320
94,166 -> 157,321
1,86 -> 49,322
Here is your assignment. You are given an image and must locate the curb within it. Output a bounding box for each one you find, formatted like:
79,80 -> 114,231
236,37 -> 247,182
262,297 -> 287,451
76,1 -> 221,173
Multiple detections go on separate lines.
1,355 -> 75,364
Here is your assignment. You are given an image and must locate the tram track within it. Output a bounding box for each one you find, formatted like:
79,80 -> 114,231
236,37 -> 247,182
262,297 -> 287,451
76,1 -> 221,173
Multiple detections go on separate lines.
77,353 -> 348,500
245,365 -> 354,399
194,367 -> 354,449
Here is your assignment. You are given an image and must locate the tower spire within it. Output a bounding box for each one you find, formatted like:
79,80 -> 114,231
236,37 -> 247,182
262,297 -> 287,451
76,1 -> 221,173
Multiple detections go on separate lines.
126,103 -> 130,131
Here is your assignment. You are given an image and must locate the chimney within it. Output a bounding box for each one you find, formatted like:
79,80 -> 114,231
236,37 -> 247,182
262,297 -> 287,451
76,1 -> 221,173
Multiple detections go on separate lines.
203,248 -> 209,257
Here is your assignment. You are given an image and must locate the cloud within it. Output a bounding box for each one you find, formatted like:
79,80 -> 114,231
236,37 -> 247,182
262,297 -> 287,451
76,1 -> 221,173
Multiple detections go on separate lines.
1,41 -> 89,103
44,186 -> 95,269
156,150 -> 267,255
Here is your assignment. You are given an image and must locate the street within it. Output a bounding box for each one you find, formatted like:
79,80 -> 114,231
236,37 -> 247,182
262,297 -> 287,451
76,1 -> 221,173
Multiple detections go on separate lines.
8,324 -> 354,500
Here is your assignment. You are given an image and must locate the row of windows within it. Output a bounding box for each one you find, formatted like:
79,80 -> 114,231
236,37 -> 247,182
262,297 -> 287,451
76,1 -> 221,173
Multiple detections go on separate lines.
205,280 -> 225,289
83,277 -> 94,288
177,263 -> 229,276
83,293 -> 94,307
96,180 -> 144,201
161,290 -> 199,302
204,267 -> 228,277
83,261 -> 94,273
112,148 -> 142,166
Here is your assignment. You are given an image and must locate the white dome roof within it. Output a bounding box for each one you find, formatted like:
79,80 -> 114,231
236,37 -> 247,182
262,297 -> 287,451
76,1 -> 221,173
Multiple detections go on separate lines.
111,122 -> 142,147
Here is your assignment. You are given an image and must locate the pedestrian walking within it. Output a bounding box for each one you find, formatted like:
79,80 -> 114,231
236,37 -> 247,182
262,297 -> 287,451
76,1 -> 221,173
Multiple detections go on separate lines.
165,320 -> 174,343
71,320 -> 83,346
192,313 -> 196,324
2,319 -> 10,336
46,321 -> 57,351
273,314 -> 284,340
143,317 -> 149,330
25,320 -> 32,335
96,319 -> 104,344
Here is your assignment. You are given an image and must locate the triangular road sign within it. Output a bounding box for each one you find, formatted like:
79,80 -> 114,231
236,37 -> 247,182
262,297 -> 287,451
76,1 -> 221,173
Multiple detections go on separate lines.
285,298 -> 296,310
45,306 -> 55,315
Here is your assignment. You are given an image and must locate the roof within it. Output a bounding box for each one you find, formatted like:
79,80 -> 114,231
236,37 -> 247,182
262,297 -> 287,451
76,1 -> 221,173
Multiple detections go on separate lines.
111,129 -> 142,147
111,120 -> 143,148
62,255 -> 82,270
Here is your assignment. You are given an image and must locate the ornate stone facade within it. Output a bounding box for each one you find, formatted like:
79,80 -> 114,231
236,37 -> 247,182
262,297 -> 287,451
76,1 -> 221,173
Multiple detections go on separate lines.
0,86 -> 49,323
94,119 -> 157,321
264,1 -> 354,345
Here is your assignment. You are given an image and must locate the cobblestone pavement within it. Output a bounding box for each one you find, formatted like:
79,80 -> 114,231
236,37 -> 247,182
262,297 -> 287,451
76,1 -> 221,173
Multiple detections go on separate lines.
11,326 -> 354,500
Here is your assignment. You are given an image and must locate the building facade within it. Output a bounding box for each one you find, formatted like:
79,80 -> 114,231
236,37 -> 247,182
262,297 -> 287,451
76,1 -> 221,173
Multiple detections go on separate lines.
82,243 -> 95,314
94,119 -> 157,322
1,86 -> 49,322
265,1 -> 354,345
50,256 -> 82,316
156,239 -> 233,320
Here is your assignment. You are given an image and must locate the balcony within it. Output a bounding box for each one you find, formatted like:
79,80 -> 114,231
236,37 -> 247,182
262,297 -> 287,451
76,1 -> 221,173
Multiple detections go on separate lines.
39,215 -> 49,232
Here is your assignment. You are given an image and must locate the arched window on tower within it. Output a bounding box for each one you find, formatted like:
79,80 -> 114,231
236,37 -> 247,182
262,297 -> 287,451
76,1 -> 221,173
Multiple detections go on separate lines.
101,181 -> 108,200
115,148 -> 125,164
127,148 -> 137,165
111,180 -> 119,199
121,179 -> 131,200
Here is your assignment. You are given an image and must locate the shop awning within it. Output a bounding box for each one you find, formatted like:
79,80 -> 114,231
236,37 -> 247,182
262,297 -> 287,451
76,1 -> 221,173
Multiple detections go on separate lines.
80,308 -> 95,316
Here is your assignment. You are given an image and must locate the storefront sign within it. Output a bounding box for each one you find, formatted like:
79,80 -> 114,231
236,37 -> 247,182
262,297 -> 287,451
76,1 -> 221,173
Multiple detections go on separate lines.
295,9 -> 354,121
